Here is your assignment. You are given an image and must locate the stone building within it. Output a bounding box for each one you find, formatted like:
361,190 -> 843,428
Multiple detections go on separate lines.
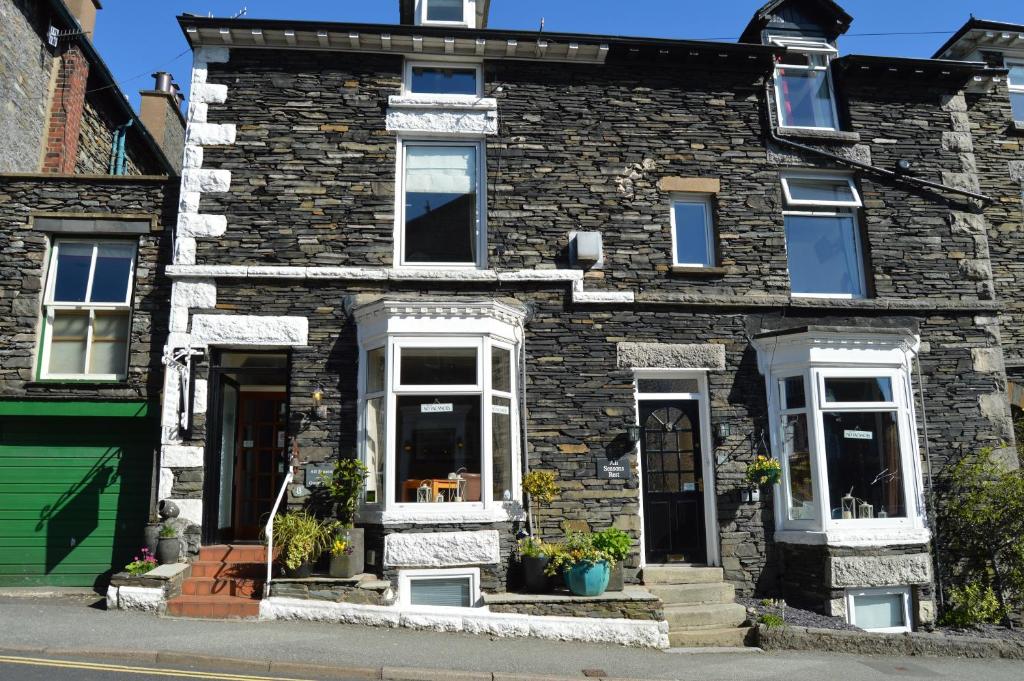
0,0 -> 181,587
150,0 -> 1020,637
934,18 -> 1024,424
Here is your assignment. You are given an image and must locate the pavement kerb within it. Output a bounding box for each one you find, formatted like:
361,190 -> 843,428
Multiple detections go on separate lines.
0,646 -> 658,681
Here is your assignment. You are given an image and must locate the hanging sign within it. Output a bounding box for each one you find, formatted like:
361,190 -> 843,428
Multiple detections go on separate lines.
421,402 -> 453,413
597,456 -> 632,480
844,429 -> 873,440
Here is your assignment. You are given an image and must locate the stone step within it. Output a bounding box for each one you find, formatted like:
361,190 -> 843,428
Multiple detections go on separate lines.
198,544 -> 269,564
642,565 -> 724,585
669,626 -> 754,648
647,582 -> 735,606
165,595 -> 261,619
181,577 -> 263,599
664,602 -> 748,630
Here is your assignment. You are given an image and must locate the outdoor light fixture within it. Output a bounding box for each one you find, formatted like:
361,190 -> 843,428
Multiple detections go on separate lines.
714,422 -> 732,441
625,424 -> 642,443
311,383 -> 327,420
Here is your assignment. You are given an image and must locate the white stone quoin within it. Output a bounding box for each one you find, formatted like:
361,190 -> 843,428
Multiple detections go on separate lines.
383,530 -> 500,567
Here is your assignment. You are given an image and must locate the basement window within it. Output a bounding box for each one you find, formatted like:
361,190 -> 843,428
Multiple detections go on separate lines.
1007,59 -> 1024,122
846,587 -> 911,633
772,39 -> 840,130
39,240 -> 136,380
400,568 -> 480,608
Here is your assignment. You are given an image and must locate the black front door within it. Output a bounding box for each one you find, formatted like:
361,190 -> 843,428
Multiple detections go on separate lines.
640,400 -> 707,564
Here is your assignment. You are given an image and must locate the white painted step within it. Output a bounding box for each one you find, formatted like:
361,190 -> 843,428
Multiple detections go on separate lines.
648,582 -> 735,606
664,602 -> 748,630
642,565 -> 724,585
670,626 -> 754,648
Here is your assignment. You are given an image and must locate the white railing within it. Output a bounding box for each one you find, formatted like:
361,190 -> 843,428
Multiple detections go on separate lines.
263,463 -> 294,598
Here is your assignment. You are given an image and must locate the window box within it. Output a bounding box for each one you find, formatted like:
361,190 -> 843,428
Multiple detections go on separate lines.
39,239 -> 137,381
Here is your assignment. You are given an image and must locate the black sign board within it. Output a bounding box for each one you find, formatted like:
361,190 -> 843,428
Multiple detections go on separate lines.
305,463 -> 334,487
597,456 -> 632,480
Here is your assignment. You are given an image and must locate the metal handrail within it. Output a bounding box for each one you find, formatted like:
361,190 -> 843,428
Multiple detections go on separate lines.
263,463 -> 294,598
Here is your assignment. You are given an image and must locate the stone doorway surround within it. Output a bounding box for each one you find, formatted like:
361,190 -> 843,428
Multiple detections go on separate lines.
618,342 -> 727,569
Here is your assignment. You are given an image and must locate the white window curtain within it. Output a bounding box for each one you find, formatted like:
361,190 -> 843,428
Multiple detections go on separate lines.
405,146 -> 477,194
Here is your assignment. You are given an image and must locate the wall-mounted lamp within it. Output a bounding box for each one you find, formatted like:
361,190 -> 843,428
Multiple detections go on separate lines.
625,424 -> 642,444
311,383 -> 327,420
714,422 -> 732,442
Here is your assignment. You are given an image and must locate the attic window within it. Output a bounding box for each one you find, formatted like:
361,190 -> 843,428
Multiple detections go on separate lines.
420,0 -> 471,26
771,39 -> 839,130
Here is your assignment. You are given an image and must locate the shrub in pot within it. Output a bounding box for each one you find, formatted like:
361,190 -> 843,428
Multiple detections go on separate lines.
545,531 -> 612,597
269,511 -> 339,578
592,528 -> 631,592
156,525 -> 180,565
517,537 -> 553,593
322,458 -> 368,577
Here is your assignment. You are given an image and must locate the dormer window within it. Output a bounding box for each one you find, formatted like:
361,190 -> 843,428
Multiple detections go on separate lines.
1007,59 -> 1024,122
772,39 -> 839,130
417,0 -> 474,28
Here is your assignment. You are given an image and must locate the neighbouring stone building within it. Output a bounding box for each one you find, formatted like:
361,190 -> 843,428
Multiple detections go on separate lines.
934,18 -> 1024,426
143,0 -> 1024,638
0,0 -> 181,588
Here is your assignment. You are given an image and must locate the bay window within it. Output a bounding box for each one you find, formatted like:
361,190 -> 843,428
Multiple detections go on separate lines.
397,141 -> 484,268
772,39 -> 839,130
781,174 -> 866,299
355,300 -> 524,520
40,240 -> 136,380
754,330 -> 927,539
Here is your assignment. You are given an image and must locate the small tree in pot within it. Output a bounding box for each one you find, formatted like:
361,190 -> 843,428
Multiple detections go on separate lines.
321,458 -> 369,578
518,470 -> 560,592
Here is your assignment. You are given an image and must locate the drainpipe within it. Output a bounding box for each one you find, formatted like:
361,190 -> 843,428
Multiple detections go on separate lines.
108,119 -> 133,176
761,82 -> 993,205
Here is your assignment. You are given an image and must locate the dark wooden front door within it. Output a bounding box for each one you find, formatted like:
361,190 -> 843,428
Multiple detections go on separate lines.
232,392 -> 287,540
640,400 -> 707,564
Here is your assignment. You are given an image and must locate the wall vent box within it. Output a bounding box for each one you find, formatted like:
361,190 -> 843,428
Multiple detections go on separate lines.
572,231 -> 603,267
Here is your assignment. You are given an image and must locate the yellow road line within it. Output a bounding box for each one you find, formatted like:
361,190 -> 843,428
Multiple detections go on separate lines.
0,655 -> 316,681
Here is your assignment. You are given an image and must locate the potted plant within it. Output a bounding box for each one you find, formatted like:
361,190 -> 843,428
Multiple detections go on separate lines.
746,455 -> 782,487
321,458 -> 369,576
545,531 -> 612,597
593,528 -> 632,592
270,511 -> 339,578
156,525 -> 180,565
124,547 -> 157,576
518,470 -> 561,591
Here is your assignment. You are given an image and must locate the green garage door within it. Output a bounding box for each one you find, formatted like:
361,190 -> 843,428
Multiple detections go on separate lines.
0,409 -> 155,588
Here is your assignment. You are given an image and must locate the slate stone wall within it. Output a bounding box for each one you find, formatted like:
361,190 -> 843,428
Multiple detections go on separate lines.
75,95 -> 144,176
0,0 -> 54,172
0,175 -> 177,400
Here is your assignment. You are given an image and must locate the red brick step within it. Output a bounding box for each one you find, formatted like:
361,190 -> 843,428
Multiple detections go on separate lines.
165,594 -> 260,619
180,576 -> 263,599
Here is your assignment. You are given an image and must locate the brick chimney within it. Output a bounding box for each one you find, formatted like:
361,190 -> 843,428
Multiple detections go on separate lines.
41,45 -> 89,174
64,0 -> 102,39
139,72 -> 186,173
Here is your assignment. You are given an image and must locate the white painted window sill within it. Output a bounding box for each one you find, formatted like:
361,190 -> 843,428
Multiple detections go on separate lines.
388,95 -> 498,111
775,527 -> 931,548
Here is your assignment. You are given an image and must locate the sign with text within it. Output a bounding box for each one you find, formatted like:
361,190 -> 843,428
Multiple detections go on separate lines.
844,429 -> 873,440
305,463 -> 334,487
597,456 -> 632,480
421,402 -> 453,413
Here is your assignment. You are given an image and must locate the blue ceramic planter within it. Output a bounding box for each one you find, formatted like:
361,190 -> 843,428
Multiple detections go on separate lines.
563,560 -> 610,597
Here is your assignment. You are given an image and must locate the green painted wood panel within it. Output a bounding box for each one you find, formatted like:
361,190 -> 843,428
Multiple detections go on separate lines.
0,415 -> 156,588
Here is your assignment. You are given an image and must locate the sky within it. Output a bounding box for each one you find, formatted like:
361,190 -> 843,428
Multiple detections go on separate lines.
90,0 -> 1024,111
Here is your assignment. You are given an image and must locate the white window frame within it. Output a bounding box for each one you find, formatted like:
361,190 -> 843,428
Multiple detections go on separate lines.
403,60 -> 483,99
846,586 -> 912,633
398,567 -> 481,608
39,239 -> 136,381
771,38 -> 841,131
394,137 -> 487,270
358,333 -> 521,516
1006,58 -> 1024,122
781,172 -> 866,300
670,194 -> 716,268
417,0 -> 474,28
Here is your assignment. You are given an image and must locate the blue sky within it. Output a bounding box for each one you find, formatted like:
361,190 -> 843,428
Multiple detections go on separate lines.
92,0 -> 1023,110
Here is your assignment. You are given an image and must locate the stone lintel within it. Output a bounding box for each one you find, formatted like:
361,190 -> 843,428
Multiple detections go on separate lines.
617,342 -> 726,370
657,176 -> 720,194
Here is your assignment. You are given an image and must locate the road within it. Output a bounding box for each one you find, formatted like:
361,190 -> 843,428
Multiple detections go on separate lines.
0,594 -> 1022,680
0,654 -> 364,680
